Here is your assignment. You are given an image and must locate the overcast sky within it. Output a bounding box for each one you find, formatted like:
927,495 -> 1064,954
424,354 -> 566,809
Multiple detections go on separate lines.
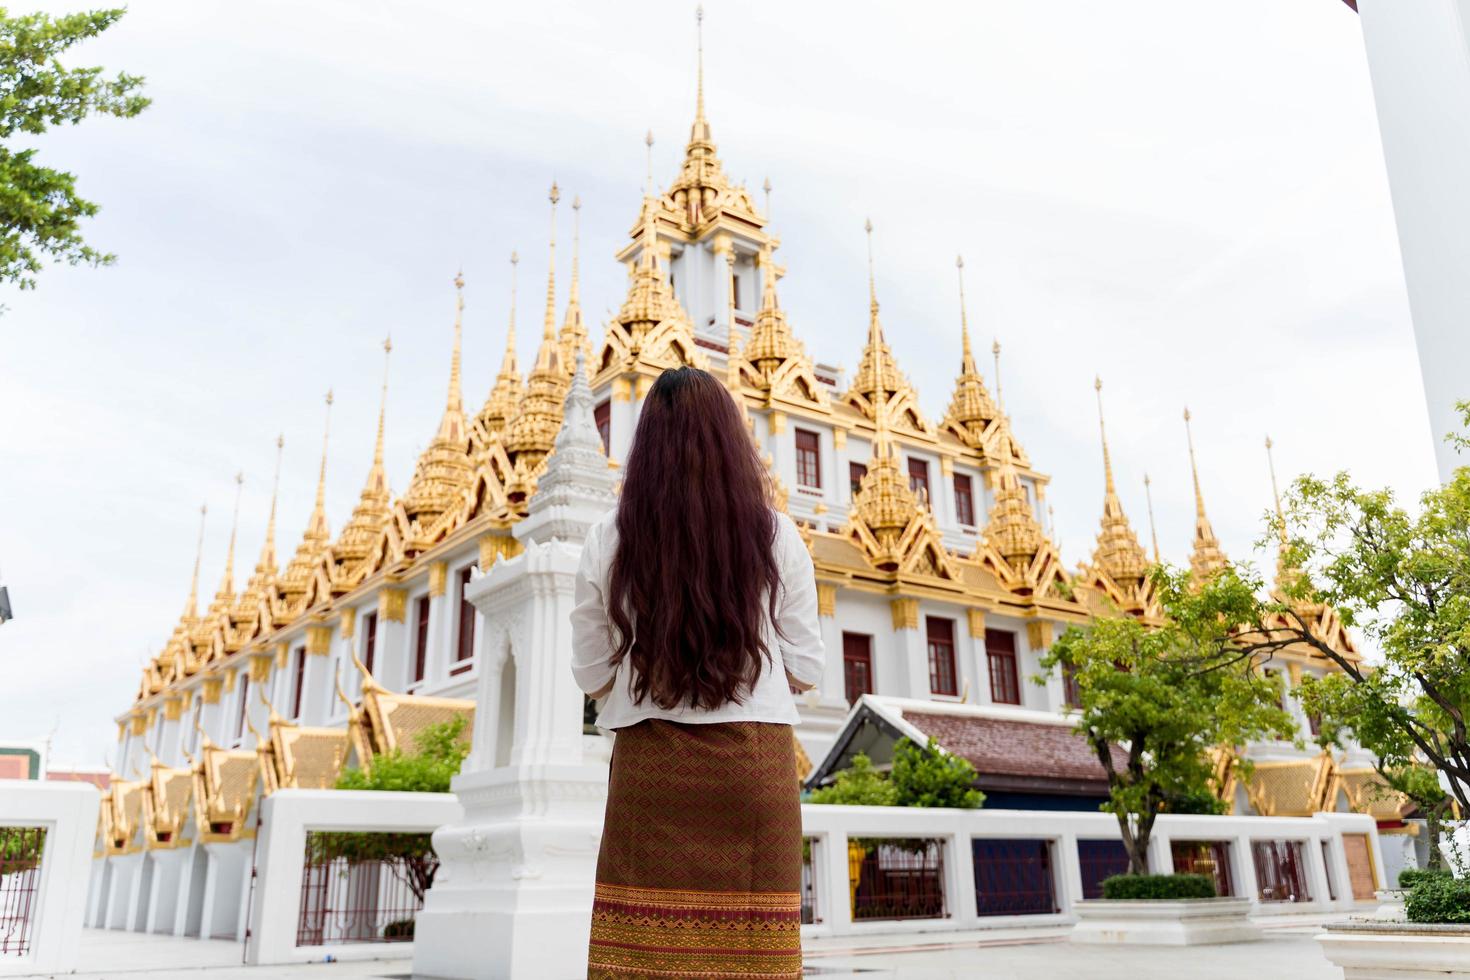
1,1 -> 1436,767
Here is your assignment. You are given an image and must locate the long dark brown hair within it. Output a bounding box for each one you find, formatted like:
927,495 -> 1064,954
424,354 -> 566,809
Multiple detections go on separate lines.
607,367 -> 782,710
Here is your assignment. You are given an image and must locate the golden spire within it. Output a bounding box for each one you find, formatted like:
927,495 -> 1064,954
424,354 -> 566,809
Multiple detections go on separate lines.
1184,408 -> 1226,580
185,503 -> 207,622
474,254 -> 525,450
849,220 -> 919,564
558,195 -> 588,374
845,218 -> 919,428
744,241 -> 806,384
692,4 -> 708,143
763,176 -> 772,221
237,436 -> 286,620
450,273 -> 464,414
505,185 -> 573,474
645,130 -> 655,196
333,339 -> 394,574
942,254 -> 998,445
1090,377 -> 1148,587
215,473 -> 244,600
542,184 -> 559,344
992,339 -> 1004,411
1143,472 -> 1161,564
401,276 -> 475,529
279,391 -> 334,606
1266,434 -> 1286,544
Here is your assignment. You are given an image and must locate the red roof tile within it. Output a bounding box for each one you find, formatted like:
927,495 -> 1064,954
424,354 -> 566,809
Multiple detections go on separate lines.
901,709 -> 1125,785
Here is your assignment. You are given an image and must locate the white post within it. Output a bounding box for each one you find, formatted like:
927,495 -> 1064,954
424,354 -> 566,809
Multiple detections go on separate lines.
1357,0 -> 1470,481
413,353 -> 618,980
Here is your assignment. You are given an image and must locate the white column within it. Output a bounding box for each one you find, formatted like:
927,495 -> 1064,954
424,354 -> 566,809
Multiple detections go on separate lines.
1358,0 -> 1470,482
414,353 -> 618,980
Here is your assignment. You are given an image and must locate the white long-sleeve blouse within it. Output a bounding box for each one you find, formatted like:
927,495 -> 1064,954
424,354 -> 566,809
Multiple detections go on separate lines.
570,509 -> 825,729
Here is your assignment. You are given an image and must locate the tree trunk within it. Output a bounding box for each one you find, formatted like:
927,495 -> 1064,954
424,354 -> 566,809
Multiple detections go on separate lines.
1427,802 -> 1447,870
1114,811 -> 1152,876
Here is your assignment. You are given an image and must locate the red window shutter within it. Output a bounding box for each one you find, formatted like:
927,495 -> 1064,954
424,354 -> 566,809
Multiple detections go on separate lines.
954,474 -> 975,526
985,628 -> 1020,705
795,429 -> 822,489
456,567 -> 476,663
842,632 -> 873,705
926,616 -> 957,696
413,596 -> 431,684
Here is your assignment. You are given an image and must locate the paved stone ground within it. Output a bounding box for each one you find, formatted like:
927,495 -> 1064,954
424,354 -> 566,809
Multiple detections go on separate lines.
20,921 -> 1346,979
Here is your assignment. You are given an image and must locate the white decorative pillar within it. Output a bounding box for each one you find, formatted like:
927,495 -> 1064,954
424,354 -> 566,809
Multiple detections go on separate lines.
413,353 -> 618,980
1357,0 -> 1470,482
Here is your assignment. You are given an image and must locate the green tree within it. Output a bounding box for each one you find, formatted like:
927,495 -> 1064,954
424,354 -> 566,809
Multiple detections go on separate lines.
890,736 -> 984,809
2,7 -> 149,289
1227,404 -> 1470,813
808,752 -> 898,807
1041,566 -> 1296,875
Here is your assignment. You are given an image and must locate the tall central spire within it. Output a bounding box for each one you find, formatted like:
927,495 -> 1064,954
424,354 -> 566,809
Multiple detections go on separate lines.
332,339 -> 394,579
845,218 -> 924,431
1143,472 -> 1161,564
691,4 -> 709,143
1095,376 -> 1118,497
559,195 -> 588,374
449,273 -> 464,415
216,472 -> 244,600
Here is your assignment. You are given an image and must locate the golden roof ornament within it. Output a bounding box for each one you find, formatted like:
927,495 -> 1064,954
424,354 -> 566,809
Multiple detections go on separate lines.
941,254 -> 999,447
160,504 -> 208,677
505,186 -> 572,485
473,255 -> 525,453
279,391 -> 335,612
398,274 -> 476,534
1184,407 -> 1227,581
1089,377 -> 1148,588
843,219 -> 930,434
332,338 -> 395,582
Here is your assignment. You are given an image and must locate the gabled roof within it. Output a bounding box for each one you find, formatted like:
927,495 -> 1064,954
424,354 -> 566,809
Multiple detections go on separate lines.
808,695 -> 1122,800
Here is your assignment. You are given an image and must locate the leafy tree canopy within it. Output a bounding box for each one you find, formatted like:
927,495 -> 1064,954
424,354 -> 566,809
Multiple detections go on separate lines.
1042,565 -> 1296,875
1,6 -> 149,289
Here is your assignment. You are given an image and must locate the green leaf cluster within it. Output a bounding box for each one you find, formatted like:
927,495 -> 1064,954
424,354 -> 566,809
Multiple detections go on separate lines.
1399,867 -> 1453,889
335,717 -> 469,794
1,7 -> 150,289
1099,873 -> 1215,900
809,737 -> 984,809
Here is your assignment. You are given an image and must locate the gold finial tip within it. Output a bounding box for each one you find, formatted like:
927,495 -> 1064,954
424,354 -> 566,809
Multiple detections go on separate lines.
453,269 -> 464,290
1183,406 -> 1191,422
763,176 -> 772,192
1144,472 -> 1151,485
549,181 -> 560,204
510,251 -> 518,265
864,217 -> 873,234
325,389 -> 334,406
645,129 -> 654,147
572,195 -> 581,210
1265,435 -> 1273,449
991,339 -> 1000,354
235,471 -> 244,485
276,433 -> 284,449
956,254 -> 964,269
1094,375 -> 1102,392
696,4 -> 703,22
383,334 -> 392,353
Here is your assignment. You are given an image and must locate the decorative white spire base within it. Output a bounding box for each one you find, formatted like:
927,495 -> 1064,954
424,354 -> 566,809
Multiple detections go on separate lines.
413,353 -> 616,980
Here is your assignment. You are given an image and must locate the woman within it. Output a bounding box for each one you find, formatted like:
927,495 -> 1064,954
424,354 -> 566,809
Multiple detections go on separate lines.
571,366 -> 824,980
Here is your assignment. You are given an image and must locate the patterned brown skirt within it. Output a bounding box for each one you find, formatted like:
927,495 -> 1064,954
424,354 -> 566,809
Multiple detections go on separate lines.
587,719 -> 803,979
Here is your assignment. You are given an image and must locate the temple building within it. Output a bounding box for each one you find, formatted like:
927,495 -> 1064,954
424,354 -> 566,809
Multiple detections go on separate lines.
97,18 -> 1399,935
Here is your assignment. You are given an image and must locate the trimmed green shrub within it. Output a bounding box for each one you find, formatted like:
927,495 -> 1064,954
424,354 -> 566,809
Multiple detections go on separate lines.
808,753 -> 898,807
1398,867 -> 1453,890
1100,873 -> 1216,901
1406,875 -> 1470,924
